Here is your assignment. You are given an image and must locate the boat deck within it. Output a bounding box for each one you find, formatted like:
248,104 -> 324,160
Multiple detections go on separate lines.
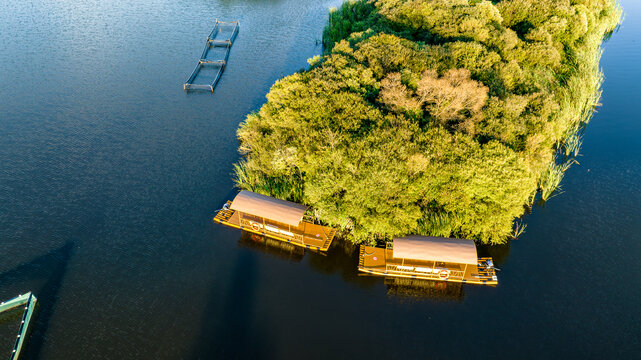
214,201 -> 337,251
358,245 -> 497,285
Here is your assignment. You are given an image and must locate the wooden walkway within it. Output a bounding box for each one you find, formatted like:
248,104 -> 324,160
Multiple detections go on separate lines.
184,20 -> 239,93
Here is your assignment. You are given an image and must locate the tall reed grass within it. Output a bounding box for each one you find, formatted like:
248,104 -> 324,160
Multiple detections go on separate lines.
233,161 -> 304,203
539,159 -> 578,201
511,221 -> 527,239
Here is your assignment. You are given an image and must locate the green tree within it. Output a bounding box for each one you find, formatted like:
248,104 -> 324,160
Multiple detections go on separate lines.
234,0 -> 621,244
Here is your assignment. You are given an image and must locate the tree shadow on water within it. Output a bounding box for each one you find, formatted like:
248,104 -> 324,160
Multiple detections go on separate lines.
0,241 -> 75,360
188,248 -> 274,360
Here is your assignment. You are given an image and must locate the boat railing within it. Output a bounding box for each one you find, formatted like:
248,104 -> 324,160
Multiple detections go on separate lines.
239,217 -> 306,245
385,264 -> 465,280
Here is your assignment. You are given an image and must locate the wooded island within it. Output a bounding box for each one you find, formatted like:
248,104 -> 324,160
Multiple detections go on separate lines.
234,0 -> 621,244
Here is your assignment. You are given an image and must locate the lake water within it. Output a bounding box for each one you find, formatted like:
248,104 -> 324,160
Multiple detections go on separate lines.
0,0 -> 639,358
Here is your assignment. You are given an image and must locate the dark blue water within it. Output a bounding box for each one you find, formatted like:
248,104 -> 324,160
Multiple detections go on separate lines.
1,0 -> 639,358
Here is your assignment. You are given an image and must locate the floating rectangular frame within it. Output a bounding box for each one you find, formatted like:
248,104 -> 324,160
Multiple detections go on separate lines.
184,20 -> 240,93
0,292 -> 38,360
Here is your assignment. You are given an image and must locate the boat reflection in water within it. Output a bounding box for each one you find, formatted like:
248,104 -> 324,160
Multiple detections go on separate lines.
237,231 -> 305,262
384,277 -> 464,302
359,236 -> 498,286
215,190 -> 337,252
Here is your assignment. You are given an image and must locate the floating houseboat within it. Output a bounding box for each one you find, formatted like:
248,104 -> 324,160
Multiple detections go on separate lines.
214,190 -> 337,251
358,235 -> 498,285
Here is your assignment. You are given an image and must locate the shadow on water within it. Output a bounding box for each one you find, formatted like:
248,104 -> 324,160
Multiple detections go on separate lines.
0,241 -> 75,360
189,239 -> 274,360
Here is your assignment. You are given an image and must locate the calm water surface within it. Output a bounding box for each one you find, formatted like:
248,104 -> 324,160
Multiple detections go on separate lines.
1,0 -> 640,359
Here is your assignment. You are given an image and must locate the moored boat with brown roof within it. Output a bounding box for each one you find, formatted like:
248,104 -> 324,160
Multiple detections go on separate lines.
213,190 -> 337,251
358,235 -> 498,285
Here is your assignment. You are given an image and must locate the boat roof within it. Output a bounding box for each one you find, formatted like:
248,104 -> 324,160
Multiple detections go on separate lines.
393,235 -> 478,265
230,190 -> 308,226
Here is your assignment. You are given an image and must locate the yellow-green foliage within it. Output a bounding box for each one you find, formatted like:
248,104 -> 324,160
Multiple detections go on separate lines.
235,0 -> 621,244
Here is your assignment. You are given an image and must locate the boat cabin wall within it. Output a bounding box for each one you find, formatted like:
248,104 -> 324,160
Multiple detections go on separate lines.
392,258 -> 466,271
238,212 -> 303,234
386,257 -> 476,279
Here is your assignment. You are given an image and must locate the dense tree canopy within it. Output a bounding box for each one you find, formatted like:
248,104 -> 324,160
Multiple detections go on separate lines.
234,0 -> 621,244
